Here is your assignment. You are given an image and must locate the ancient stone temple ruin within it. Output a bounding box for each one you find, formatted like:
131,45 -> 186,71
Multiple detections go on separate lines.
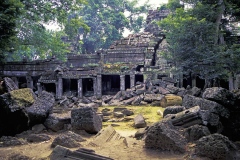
0,8 -> 173,99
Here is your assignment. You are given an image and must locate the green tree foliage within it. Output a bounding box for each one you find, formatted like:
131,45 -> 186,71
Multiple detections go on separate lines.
4,0 -> 88,61
0,0 -> 23,63
65,0 -> 150,54
160,0 -> 240,88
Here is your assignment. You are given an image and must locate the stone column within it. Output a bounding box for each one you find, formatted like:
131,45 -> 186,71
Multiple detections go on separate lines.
120,75 -> 125,91
56,77 -> 63,99
235,74 -> 240,90
26,76 -> 33,89
93,77 -> 97,96
78,78 -> 83,98
179,72 -> 183,88
97,75 -> 102,98
130,74 -> 135,88
37,83 -> 42,96
12,77 -> 19,88
191,73 -> 196,87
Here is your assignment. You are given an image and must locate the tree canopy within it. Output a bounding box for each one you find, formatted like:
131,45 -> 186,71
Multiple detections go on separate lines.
2,0 -> 88,62
0,0 -> 24,63
1,0 -> 150,61
159,0 -> 240,89
65,0 -> 150,54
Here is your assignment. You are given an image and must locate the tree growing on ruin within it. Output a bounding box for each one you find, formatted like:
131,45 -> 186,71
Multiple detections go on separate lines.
65,0 -> 150,54
159,0 -> 240,89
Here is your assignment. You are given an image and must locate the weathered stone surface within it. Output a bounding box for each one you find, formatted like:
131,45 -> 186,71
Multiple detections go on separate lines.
89,125 -> 126,147
188,86 -> 201,97
194,134 -> 240,160
165,106 -> 203,128
0,136 -> 27,147
166,85 -> 179,94
25,91 -> 55,125
113,112 -> 124,118
158,87 -> 170,95
71,107 -> 102,133
134,127 -> 148,140
8,153 -> 31,160
183,125 -> 210,142
122,96 -> 136,105
26,134 -> 51,143
202,87 -> 236,107
51,135 -> 79,148
102,95 -> 113,104
3,77 -> 19,92
65,131 -> 86,142
113,107 -> 127,112
144,121 -> 187,153
135,87 -> 146,95
51,131 -> 85,148
131,95 -> 143,105
44,113 -> 71,132
120,91 -> 133,101
0,88 -> 36,136
182,95 -> 229,118
121,109 -> 134,116
50,145 -> 113,160
134,114 -> 147,128
143,94 -> 164,103
160,94 -> 182,108
32,124 -> 47,134
163,106 -> 185,118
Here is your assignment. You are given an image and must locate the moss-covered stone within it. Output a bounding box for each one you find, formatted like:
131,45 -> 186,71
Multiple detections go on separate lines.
9,88 -> 36,108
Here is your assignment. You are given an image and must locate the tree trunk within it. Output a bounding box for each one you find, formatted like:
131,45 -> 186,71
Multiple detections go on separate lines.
203,79 -> 212,90
215,0 -> 225,45
228,73 -> 234,91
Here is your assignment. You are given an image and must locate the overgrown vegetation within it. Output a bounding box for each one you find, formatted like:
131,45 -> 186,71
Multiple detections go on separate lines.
100,106 -> 164,131
159,0 -> 240,90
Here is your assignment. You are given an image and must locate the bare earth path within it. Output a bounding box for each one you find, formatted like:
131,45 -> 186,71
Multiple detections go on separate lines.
0,129 -> 186,160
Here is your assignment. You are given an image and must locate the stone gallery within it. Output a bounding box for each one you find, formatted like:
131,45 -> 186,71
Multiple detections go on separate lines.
0,9 -> 172,99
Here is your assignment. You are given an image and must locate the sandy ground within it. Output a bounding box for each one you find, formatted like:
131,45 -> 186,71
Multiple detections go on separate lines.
0,128 -> 187,160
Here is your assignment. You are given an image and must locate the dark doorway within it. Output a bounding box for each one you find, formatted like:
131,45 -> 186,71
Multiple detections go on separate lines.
43,83 -> 56,94
196,76 -> 205,89
220,79 -> 229,90
83,78 -> 93,97
32,76 -> 40,91
135,74 -> 144,83
70,79 -> 78,96
18,77 -> 27,88
125,75 -> 130,89
183,75 -> 192,88
102,75 -> 120,95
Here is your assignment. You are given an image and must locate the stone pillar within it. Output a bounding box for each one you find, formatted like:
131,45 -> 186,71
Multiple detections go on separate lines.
93,77 -> 97,96
97,75 -> 102,98
56,77 -> 63,99
235,74 -> 240,90
179,72 -> 183,88
12,77 -> 19,88
37,83 -> 42,96
130,74 -> 135,88
120,75 -> 125,91
191,73 -> 196,87
78,78 -> 83,98
26,76 -> 33,89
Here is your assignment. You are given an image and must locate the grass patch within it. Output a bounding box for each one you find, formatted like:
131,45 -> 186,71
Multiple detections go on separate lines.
98,105 -> 165,131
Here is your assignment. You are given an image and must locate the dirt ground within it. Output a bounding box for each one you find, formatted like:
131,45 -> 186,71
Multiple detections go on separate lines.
0,106 -> 189,160
0,127 -> 188,160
